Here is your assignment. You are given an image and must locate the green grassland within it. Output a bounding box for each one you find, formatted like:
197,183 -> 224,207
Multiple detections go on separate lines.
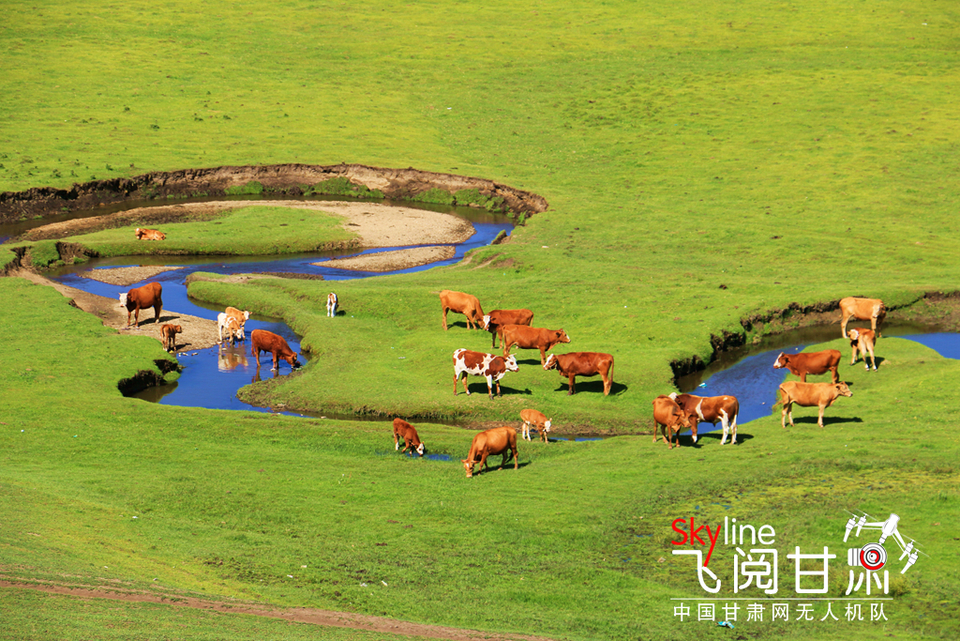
2,0 -> 960,639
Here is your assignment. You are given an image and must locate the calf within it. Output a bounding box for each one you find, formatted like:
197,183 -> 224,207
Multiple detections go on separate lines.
652,395 -> 695,449
777,381 -> 853,428
773,349 -> 841,383
519,408 -> 552,443
326,293 -> 338,318
250,329 -> 302,372
135,227 -> 166,240
482,309 -> 534,348
440,290 -> 484,331
453,349 -> 519,399
840,297 -> 886,338
462,426 -> 519,478
393,418 -> 425,456
217,312 -> 244,346
670,392 -> 740,445
502,325 -> 571,367
847,328 -> 877,371
160,324 -> 182,353
224,306 -> 251,340
119,282 -> 163,327
543,352 -> 615,396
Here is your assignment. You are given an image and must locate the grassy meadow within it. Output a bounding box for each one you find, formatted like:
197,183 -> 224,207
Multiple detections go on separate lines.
2,0 -> 960,639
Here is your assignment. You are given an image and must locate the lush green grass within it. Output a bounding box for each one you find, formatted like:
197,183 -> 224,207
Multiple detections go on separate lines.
2,0 -> 960,638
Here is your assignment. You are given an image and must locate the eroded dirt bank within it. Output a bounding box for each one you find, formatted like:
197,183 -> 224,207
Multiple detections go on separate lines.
0,163 -> 549,222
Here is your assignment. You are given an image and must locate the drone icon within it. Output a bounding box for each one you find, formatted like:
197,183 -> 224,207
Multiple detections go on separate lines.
843,511 -> 926,574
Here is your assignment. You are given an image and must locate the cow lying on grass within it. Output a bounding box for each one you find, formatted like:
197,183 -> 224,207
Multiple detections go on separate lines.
119,282 -> 163,328
251,329 -> 302,372
135,227 -> 166,240
777,381 -> 852,428
462,426 -> 518,478
393,418 -> 425,456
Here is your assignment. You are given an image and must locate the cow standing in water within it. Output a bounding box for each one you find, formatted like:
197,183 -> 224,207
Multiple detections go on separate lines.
251,329 -> 302,372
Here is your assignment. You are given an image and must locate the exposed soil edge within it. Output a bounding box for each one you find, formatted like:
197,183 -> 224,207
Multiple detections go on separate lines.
669,292 -> 960,386
0,580 -> 556,641
0,163 -> 549,222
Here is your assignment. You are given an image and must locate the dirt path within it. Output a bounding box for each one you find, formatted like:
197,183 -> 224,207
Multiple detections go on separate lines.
0,579 -> 555,641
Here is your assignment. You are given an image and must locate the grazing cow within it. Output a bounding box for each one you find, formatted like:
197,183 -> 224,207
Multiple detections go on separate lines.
250,329 -> 302,372
670,392 -> 740,445
847,328 -> 878,371
462,426 -> 519,478
440,290 -> 485,331
118,282 -> 163,327
326,293 -> 338,318
160,324 -> 182,353
452,349 -> 519,399
502,325 -> 571,366
393,418 -> 425,456
840,297 -> 886,338
224,307 -> 251,339
519,408 -> 552,443
482,309 -> 534,348
543,352 -> 615,396
777,381 -> 853,428
135,227 -> 166,241
773,349 -> 842,383
217,313 -> 244,346
652,395 -> 695,449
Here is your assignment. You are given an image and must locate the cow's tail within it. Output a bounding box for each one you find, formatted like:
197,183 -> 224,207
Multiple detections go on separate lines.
772,388 -> 786,407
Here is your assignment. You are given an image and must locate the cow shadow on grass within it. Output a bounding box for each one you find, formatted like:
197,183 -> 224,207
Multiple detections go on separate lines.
847,356 -> 885,370
471,460 -> 533,476
790,416 -> 864,426
552,380 -> 627,396
462,383 -> 532,396
694,431 -> 756,446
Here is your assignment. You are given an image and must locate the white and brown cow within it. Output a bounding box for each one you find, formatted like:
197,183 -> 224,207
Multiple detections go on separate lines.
217,312 -> 244,346
482,309 -> 534,348
462,426 -> 518,478
543,352 -> 614,396
777,381 -> 853,428
502,325 -> 571,366
440,290 -> 485,331
652,395 -> 695,449
326,292 -> 338,318
452,349 -> 519,399
670,392 -> 741,445
393,418 -> 425,456
847,328 -> 877,371
519,408 -> 552,443
135,227 -> 166,241
773,349 -> 842,383
840,297 -> 886,338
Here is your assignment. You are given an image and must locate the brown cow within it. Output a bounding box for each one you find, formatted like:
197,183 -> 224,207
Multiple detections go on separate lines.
777,381 -> 853,428
652,395 -> 695,449
440,290 -> 484,331
543,352 -> 615,396
160,324 -> 182,353
502,325 -> 571,366
847,328 -> 877,371
670,392 -> 740,445
393,418 -> 425,456
119,282 -> 163,327
482,309 -> 534,348
773,349 -> 841,383
462,426 -> 519,478
519,408 -> 552,443
453,349 -> 519,399
250,329 -> 302,372
840,297 -> 886,338
135,227 -> 166,240
225,307 -> 250,336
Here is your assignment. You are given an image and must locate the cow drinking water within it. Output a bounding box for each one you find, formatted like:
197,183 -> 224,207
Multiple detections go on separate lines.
393,418 -> 425,456
250,329 -> 302,372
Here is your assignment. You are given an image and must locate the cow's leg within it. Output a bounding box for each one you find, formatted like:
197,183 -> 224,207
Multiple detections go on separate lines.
522,422 -> 530,441
850,345 -> 858,366
720,410 -> 730,445
830,366 -> 839,384
603,372 -> 612,396
817,404 -> 826,428
567,374 -> 576,395
510,446 -> 518,470
841,314 -> 849,338
730,415 -> 738,444
539,347 -> 547,367
442,307 -> 448,331
799,372 -> 807,383
271,352 -> 279,371
154,303 -> 162,324
781,402 -> 790,429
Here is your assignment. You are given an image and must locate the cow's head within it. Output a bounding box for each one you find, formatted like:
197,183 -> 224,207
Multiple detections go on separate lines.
543,354 -> 558,371
416,443 -> 425,456
118,293 -> 128,308
543,419 -> 552,433
773,352 -> 788,369
462,459 -> 475,478
836,382 -> 853,397
682,411 -> 699,443
481,314 -> 492,331
503,355 -> 519,372
556,329 -> 571,343
847,329 -> 860,341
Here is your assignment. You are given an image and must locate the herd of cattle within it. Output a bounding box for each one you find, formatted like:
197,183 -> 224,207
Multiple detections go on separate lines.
116,271 -> 886,476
